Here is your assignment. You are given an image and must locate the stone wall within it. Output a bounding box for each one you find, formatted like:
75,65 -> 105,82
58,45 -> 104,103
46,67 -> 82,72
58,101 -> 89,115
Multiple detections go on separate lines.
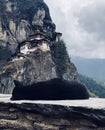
0,95 -> 105,130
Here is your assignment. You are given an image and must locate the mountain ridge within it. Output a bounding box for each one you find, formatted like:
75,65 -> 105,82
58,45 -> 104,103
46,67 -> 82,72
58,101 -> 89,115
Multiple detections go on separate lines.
71,56 -> 105,82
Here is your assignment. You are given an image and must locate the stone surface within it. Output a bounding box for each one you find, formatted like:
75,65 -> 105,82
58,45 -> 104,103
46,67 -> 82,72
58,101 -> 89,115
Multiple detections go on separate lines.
0,94 -> 105,130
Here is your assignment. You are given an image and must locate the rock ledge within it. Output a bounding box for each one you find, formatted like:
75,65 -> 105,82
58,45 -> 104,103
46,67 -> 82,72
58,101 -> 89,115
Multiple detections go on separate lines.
0,94 -> 105,130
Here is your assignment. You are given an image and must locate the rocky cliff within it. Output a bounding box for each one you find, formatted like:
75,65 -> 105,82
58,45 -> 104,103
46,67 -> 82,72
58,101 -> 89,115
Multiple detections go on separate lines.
0,94 -> 105,130
0,0 -> 53,59
0,0 -> 78,93
0,50 -> 57,93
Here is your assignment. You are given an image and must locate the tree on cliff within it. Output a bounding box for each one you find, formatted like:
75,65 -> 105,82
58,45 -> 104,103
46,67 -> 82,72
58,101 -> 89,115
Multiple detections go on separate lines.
51,40 -> 70,76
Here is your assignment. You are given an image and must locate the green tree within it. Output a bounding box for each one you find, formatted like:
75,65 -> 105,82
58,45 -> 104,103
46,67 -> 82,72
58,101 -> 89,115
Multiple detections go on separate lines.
79,74 -> 105,98
51,40 -> 69,75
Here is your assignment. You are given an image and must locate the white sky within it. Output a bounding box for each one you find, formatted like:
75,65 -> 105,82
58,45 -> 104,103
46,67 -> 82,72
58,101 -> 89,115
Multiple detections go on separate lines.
44,0 -> 105,59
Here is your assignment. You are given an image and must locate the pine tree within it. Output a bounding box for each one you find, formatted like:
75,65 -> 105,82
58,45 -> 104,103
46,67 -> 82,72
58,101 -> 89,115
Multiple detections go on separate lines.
51,40 -> 69,74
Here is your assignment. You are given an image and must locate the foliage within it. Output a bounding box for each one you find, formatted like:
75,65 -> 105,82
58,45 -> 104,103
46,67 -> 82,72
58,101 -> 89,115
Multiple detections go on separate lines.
79,74 -> 105,98
51,40 -> 69,74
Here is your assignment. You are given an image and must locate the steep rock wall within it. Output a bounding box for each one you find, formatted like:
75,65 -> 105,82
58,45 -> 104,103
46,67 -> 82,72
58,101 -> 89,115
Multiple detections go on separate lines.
0,50 -> 57,93
0,0 -> 78,93
0,0 -> 53,59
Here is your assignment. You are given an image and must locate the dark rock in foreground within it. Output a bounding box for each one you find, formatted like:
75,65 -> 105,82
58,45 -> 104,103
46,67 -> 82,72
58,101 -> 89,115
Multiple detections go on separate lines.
0,94 -> 105,130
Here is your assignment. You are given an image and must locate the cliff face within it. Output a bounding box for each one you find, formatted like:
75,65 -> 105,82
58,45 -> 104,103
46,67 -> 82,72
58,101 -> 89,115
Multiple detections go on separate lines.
0,0 -> 52,59
0,0 -> 78,93
0,50 -> 57,94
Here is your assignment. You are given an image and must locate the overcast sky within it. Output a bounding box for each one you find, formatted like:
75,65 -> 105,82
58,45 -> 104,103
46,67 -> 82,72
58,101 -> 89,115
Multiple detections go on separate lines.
44,0 -> 105,59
